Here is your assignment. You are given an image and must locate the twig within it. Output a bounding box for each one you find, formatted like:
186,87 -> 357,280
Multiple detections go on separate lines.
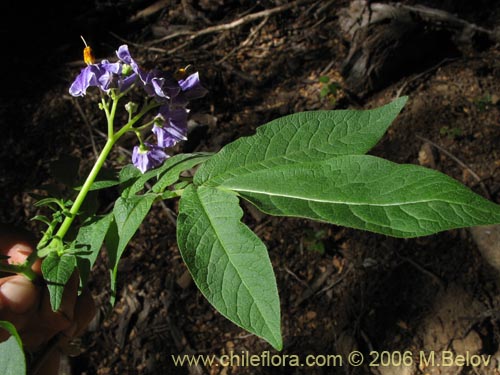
345,1 -> 499,43
283,265 -> 308,287
319,59 -> 336,76
109,32 -> 169,53
315,265 -> 351,296
148,0 -> 314,46
360,329 -> 374,352
396,253 -> 445,289
416,135 -> 491,199
396,58 -> 457,98
216,16 -> 269,64
295,265 -> 335,306
128,0 -> 169,22
394,3 -> 498,40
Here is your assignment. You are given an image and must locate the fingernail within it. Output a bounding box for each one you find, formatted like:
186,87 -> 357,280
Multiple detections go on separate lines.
6,243 -> 33,264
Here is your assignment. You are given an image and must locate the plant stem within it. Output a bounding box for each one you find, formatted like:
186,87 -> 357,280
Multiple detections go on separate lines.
61,139 -> 115,238
37,99 -> 158,258
0,263 -> 37,281
38,138 -> 116,258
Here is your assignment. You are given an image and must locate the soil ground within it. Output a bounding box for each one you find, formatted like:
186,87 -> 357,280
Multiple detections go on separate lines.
2,1 -> 500,374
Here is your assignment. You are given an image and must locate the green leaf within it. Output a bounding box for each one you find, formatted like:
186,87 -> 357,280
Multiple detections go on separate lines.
123,153 -> 212,198
86,180 -> 121,191
75,213 -> 113,288
195,97 -> 408,186
41,252 -> 77,311
328,83 -> 340,95
76,167 -> 122,191
118,165 -> 142,196
319,75 -> 330,83
216,155 -> 500,237
119,164 -> 142,183
177,185 -> 282,350
106,194 -> 156,304
152,153 -> 212,193
319,86 -> 330,98
34,197 -> 70,211
0,321 -> 26,375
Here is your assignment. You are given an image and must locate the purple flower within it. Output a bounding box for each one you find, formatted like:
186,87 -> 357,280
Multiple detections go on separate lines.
171,72 -> 208,107
132,143 -> 168,173
152,106 -> 189,148
144,69 -> 181,100
69,60 -> 122,97
116,45 -> 148,83
117,45 -> 183,101
179,72 -> 208,100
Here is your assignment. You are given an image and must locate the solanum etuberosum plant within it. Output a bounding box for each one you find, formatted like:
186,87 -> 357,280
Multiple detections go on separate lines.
2,41 -> 500,370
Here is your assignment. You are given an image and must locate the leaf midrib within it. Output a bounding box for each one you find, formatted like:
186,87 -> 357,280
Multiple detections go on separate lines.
226,187 -> 475,207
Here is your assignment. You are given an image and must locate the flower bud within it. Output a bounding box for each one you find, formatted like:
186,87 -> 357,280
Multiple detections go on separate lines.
125,101 -> 138,115
122,64 -> 133,76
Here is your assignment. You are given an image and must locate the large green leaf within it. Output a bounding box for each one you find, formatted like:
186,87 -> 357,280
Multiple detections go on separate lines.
75,213 -> 113,288
0,321 -> 26,375
41,252 -> 77,310
212,155 -> 500,238
177,185 -> 282,349
152,153 -> 212,193
106,194 -> 156,304
124,153 -> 212,197
196,97 -> 407,186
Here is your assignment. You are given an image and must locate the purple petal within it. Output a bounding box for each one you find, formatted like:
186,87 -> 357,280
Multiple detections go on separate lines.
153,106 -> 188,147
116,45 -> 148,82
178,72 -> 208,100
146,71 -> 181,99
69,65 -> 100,96
116,45 -> 134,65
70,61 -> 125,96
101,60 -> 122,74
132,144 -> 168,173
118,73 -> 138,93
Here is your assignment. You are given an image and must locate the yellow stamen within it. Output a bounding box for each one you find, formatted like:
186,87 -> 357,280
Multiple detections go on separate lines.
80,36 -> 95,65
174,65 -> 192,80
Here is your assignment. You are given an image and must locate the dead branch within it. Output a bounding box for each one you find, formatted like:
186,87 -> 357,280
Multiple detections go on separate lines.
416,135 -> 491,199
128,0 -> 169,22
340,1 -> 500,43
339,1 -> 500,98
216,15 -> 269,64
147,0 -> 315,46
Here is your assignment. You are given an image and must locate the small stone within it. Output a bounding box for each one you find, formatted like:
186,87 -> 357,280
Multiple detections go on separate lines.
418,142 -> 436,168
452,330 -> 482,354
306,311 -> 317,320
470,225 -> 500,273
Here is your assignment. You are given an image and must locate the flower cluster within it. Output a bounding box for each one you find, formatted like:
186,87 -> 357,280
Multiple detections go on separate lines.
70,44 -> 207,173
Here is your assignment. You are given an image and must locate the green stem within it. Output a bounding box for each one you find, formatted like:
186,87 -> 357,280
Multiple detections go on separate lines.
38,138 -> 116,258
0,263 -> 37,281
37,99 -> 159,258
59,139 -> 115,237
107,96 -> 119,138
134,118 -> 157,132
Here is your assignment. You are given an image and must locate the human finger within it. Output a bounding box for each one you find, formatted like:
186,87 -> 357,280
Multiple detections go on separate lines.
0,225 -> 41,274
